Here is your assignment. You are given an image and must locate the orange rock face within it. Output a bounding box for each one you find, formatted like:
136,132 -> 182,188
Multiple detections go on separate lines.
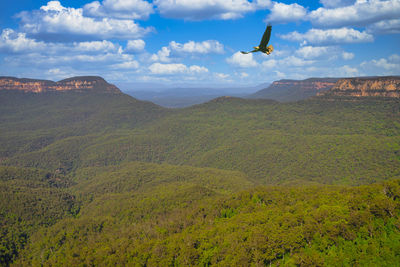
319,76 -> 400,98
0,76 -> 121,94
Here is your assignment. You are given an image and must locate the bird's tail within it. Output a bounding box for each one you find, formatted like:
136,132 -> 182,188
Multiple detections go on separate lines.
266,45 -> 274,55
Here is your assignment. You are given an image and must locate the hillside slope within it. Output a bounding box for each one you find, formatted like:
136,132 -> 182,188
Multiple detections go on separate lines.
3,95 -> 399,185
0,90 -> 167,164
2,76 -> 400,266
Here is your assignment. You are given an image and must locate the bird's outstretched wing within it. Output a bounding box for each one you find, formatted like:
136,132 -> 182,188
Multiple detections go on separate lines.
240,49 -> 257,54
259,24 -> 272,50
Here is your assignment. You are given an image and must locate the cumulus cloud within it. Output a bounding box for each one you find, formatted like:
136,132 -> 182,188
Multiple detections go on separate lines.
360,54 -> 400,74
150,46 -> 171,62
262,59 -> 278,68
125,39 -> 146,53
295,45 -> 355,61
0,28 -> 143,80
17,1 -> 152,41
280,27 -> 373,45
226,51 -> 258,67
309,0 -> 400,28
342,51 -> 354,60
150,40 -> 225,63
0,29 -> 123,56
215,73 -> 230,79
83,0 -> 154,20
169,40 -> 224,54
278,56 -> 315,67
188,65 -> 209,73
148,62 -> 208,74
73,40 -> 119,52
296,46 -> 330,59
111,60 -> 139,69
367,19 -> 400,34
0,29 -> 45,53
154,0 -> 272,20
337,65 -> 359,76
265,2 -> 307,23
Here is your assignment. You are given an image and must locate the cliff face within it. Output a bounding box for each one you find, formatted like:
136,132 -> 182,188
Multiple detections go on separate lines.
318,76 -> 400,98
271,78 -> 338,92
249,78 -> 339,102
0,76 -> 121,94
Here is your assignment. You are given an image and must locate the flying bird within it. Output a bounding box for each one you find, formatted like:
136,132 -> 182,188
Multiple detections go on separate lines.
241,24 -> 273,55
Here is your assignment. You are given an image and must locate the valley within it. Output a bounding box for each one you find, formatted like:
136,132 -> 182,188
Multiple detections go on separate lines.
1,76 -> 400,266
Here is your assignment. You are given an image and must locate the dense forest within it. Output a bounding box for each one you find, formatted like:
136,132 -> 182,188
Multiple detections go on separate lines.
1,90 -> 400,266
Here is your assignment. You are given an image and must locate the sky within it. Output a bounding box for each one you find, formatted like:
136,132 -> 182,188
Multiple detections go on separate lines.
0,0 -> 399,89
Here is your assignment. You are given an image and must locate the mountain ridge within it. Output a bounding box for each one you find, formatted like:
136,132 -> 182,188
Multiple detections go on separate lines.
318,76 -> 400,98
248,77 -> 340,102
0,76 -> 121,94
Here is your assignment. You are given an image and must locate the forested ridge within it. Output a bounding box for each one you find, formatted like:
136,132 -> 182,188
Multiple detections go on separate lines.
1,90 -> 400,266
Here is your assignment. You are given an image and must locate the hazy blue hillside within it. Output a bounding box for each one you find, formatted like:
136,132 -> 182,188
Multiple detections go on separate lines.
124,85 -> 261,108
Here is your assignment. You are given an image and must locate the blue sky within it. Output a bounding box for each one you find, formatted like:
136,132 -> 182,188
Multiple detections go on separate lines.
0,0 -> 399,89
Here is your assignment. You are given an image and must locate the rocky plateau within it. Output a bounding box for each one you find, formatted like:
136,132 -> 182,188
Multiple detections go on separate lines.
0,76 -> 121,94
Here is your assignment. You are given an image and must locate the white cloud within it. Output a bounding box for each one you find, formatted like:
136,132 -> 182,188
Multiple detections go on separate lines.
215,72 -> 230,79
371,58 -> 398,70
0,29 -> 144,79
361,55 -> 400,71
240,72 -> 249,78
83,0 -> 154,20
150,40 -> 225,63
125,39 -> 145,53
295,45 -> 354,61
274,70 -> 286,78
150,46 -> 171,62
17,1 -> 152,41
148,63 -> 208,74
188,65 -> 209,73
73,40 -> 119,52
0,30 -> 122,55
40,1 -> 64,11
367,19 -> 400,34
153,0 -> 271,20
342,51 -> 354,60
278,56 -> 315,67
266,2 -> 307,23
337,65 -> 359,76
280,27 -> 373,45
296,46 -> 330,59
262,59 -> 278,68
309,0 -> 400,28
389,54 -> 400,62
111,60 -> 139,69
226,51 -> 258,67
169,40 -> 224,54
0,29 -> 45,53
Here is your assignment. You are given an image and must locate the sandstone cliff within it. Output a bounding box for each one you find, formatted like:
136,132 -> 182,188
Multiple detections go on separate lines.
318,76 -> 400,98
0,76 -> 121,94
249,78 -> 339,102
